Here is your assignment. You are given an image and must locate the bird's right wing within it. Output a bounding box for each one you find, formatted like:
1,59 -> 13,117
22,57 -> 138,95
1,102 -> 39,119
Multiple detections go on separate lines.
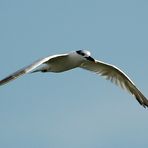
0,54 -> 66,86
80,60 -> 148,108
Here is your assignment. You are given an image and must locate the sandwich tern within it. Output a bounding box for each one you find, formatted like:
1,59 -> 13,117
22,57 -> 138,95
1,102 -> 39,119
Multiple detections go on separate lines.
0,50 -> 148,108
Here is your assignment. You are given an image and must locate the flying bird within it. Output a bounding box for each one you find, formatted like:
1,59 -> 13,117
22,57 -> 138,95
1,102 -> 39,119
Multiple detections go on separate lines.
0,50 -> 148,108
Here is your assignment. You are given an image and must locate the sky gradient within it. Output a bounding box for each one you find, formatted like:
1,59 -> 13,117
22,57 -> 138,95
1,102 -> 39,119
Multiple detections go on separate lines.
0,0 -> 148,148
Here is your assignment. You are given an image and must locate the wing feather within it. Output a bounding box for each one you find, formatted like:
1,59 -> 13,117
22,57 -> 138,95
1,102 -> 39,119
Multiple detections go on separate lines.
0,54 -> 62,86
80,60 -> 148,108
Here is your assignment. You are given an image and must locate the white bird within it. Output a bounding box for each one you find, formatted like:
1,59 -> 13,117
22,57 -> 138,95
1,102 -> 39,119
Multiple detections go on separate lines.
0,50 -> 148,108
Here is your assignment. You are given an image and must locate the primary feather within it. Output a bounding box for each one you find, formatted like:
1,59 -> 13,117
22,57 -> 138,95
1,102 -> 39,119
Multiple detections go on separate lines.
80,60 -> 148,108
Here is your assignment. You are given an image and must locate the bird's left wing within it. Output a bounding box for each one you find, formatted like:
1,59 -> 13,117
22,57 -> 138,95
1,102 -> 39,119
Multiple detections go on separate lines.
0,55 -> 59,86
80,60 -> 148,108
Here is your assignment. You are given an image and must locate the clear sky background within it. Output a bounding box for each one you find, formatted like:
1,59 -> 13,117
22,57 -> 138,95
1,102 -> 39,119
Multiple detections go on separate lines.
0,0 -> 148,148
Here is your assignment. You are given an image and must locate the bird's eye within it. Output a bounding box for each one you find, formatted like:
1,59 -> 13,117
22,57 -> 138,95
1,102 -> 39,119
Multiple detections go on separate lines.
76,50 -> 86,56
81,53 -> 85,56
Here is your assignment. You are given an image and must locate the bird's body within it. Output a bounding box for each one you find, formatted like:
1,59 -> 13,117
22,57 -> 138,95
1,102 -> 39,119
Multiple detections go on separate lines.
43,53 -> 83,73
0,50 -> 148,108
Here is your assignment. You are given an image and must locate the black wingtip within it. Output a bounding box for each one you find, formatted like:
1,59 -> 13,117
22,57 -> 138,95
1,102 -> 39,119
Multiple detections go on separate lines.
0,75 -> 16,86
135,95 -> 148,108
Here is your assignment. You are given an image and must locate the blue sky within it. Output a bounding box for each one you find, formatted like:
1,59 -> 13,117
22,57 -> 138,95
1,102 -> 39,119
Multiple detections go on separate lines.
0,0 -> 148,148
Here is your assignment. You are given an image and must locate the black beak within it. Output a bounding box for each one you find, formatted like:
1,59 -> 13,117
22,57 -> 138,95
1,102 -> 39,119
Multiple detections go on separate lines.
86,56 -> 95,62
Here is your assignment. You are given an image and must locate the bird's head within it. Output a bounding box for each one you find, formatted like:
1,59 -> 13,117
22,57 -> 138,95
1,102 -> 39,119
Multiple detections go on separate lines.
76,50 -> 95,62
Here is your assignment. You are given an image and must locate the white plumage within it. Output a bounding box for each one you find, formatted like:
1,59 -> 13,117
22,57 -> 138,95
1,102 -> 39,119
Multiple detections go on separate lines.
0,50 -> 148,108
